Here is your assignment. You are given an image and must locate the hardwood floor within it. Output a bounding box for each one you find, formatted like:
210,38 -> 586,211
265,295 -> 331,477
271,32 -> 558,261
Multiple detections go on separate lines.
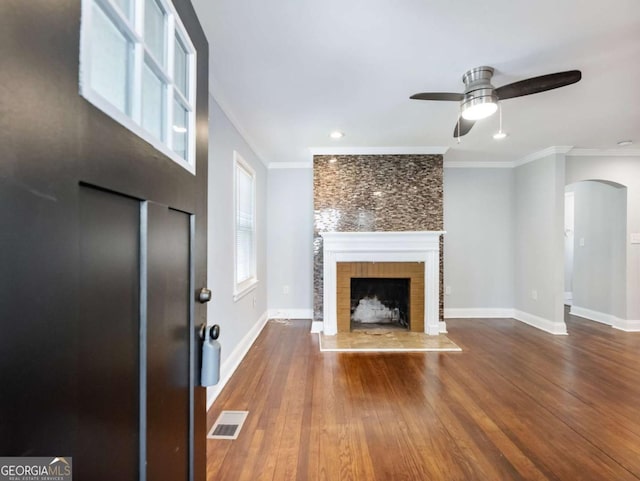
206,315 -> 640,480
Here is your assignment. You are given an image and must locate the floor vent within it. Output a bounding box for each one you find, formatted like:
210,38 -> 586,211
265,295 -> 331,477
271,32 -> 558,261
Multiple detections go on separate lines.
207,410 -> 249,440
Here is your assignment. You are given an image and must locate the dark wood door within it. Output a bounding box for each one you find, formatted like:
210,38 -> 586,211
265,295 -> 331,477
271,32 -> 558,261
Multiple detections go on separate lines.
77,186 -> 143,481
74,189 -> 197,480
146,203 -> 193,481
0,1 -> 209,480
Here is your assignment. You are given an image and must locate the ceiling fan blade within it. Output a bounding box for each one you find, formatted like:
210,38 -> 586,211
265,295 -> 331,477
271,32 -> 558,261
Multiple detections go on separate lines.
494,70 -> 581,100
410,92 -> 464,101
453,117 -> 475,137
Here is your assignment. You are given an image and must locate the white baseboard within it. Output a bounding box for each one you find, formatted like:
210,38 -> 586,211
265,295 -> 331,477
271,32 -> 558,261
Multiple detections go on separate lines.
444,307 -> 567,335
613,319 -> 640,332
443,305 -> 637,334
206,310 -> 269,411
439,321 -> 448,333
444,308 -> 515,319
570,305 -> 614,326
513,309 -> 568,335
267,308 -> 313,320
564,291 -> 573,305
571,305 -> 640,332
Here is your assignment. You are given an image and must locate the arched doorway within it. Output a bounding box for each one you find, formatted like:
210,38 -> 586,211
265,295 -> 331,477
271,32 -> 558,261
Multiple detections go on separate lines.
564,180 -> 627,326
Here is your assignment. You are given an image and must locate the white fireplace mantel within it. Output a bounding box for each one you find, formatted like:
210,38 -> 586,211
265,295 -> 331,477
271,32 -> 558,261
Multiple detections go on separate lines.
320,231 -> 445,336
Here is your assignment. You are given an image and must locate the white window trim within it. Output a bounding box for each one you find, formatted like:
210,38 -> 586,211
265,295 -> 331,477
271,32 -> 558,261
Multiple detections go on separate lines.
79,0 -> 197,174
233,151 -> 258,302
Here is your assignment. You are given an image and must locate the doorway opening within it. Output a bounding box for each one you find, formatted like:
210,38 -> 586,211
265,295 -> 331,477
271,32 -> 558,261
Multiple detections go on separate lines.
564,180 -> 627,325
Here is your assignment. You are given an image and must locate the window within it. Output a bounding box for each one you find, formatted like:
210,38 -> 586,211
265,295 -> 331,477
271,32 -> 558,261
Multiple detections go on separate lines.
233,152 -> 257,300
80,0 -> 196,173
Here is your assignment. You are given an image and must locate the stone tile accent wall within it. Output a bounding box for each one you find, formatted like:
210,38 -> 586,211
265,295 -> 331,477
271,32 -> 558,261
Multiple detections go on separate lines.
313,154 -> 444,321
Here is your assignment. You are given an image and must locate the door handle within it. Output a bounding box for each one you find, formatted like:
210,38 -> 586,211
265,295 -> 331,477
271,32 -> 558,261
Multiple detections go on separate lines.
198,287 -> 212,303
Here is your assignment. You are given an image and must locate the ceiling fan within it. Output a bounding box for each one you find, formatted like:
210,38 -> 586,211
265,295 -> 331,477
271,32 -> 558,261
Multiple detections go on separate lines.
410,66 -> 582,138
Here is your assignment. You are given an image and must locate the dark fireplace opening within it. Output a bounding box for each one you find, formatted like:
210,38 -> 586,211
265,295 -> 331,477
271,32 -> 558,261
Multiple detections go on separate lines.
350,278 -> 410,330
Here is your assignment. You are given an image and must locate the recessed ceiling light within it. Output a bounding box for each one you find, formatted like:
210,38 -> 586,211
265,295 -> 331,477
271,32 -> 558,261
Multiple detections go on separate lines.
493,131 -> 507,140
329,157 -> 337,163
329,131 -> 344,139
617,140 -> 633,147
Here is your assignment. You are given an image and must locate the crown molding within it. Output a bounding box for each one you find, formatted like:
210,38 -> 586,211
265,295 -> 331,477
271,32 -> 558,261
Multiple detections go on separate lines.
444,161 -> 513,169
444,146 -> 574,169
268,162 -> 313,169
307,146 -> 449,161
209,91 -> 271,169
512,146 -> 574,167
568,148 -> 640,157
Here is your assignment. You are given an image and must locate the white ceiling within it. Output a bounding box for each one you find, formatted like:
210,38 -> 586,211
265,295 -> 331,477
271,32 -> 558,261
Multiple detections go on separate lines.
191,0 -> 640,165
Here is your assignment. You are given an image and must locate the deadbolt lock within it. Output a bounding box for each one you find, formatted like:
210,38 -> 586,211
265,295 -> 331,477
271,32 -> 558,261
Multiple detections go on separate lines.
198,287 -> 212,303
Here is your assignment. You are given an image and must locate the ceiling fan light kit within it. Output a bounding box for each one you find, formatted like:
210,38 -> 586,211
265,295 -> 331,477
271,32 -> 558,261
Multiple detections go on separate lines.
410,66 -> 581,138
461,96 -> 498,120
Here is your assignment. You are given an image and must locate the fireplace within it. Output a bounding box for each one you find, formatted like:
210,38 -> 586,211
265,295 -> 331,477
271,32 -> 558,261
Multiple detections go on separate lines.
320,231 -> 444,335
336,261 -> 425,332
351,278 -> 410,330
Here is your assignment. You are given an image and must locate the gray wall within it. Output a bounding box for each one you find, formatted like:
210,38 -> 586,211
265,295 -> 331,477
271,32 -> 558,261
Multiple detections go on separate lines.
571,181 -> 626,318
261,152 -> 640,332
267,168 -> 314,312
207,96 -> 268,404
267,165 -> 519,318
566,154 -> 640,320
514,154 -> 566,330
443,168 -> 515,310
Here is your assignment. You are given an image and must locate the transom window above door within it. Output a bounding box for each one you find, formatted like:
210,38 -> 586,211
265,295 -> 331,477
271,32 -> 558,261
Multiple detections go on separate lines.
80,0 -> 197,173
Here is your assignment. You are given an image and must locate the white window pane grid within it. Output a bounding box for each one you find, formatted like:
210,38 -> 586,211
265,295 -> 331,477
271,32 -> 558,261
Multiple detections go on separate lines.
142,62 -> 165,140
144,0 -> 166,67
81,0 -> 197,170
90,3 -> 132,114
112,0 -> 132,21
174,36 -> 188,97
172,99 -> 188,158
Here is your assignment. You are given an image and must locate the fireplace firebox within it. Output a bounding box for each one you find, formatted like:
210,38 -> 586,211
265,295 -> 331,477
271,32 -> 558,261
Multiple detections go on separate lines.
351,278 -> 410,330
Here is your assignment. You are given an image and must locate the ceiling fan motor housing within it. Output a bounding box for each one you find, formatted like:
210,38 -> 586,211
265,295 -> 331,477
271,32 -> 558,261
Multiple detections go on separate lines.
461,66 -> 498,113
